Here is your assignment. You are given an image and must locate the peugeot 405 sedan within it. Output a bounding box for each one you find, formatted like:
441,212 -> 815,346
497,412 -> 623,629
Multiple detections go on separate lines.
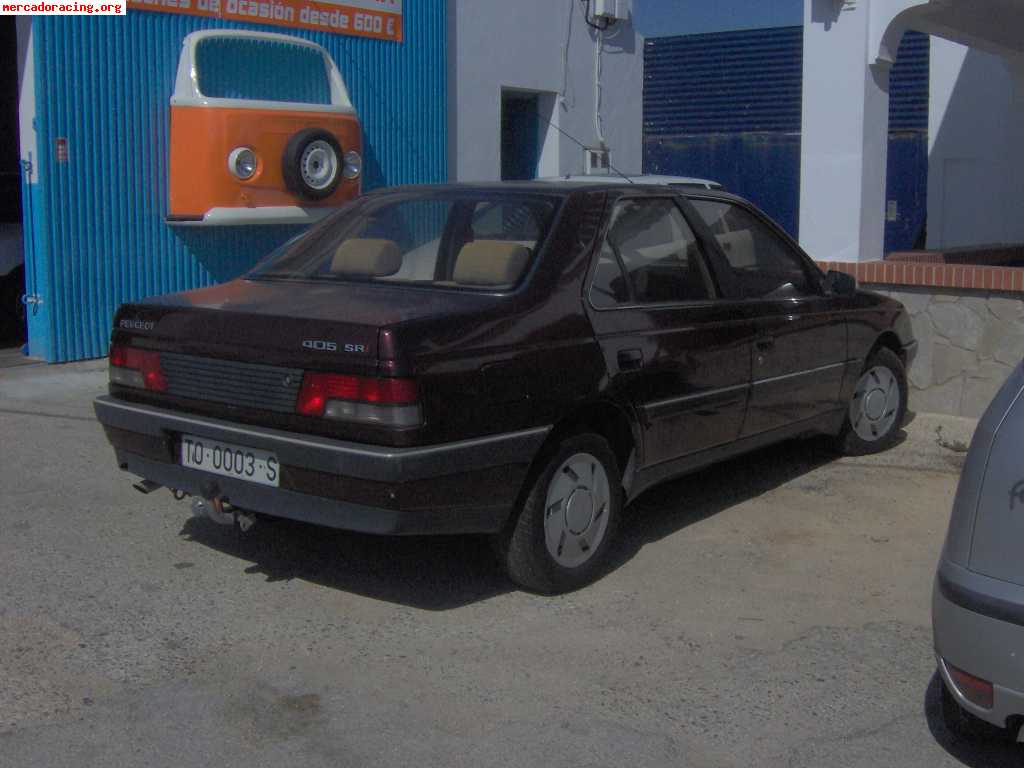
95,182 -> 916,593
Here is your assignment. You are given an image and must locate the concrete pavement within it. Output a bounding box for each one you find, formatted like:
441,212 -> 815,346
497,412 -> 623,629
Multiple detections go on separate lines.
0,360 -> 1019,767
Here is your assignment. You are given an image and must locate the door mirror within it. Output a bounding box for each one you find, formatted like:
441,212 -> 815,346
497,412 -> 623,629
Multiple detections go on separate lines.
823,269 -> 857,297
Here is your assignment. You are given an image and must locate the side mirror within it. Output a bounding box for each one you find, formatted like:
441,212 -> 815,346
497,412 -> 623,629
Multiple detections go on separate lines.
823,269 -> 857,297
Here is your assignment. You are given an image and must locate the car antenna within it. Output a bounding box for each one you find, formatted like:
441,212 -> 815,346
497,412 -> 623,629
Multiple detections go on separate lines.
531,109 -> 635,184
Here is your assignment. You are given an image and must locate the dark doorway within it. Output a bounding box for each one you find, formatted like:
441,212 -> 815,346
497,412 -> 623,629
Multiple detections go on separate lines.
501,91 -> 540,181
0,16 -> 25,346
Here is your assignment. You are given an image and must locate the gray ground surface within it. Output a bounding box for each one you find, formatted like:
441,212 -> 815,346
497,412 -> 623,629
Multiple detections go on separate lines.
1,359 -> 1020,767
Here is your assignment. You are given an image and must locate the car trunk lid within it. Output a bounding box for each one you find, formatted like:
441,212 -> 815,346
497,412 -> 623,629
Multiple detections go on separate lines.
118,277 -> 499,372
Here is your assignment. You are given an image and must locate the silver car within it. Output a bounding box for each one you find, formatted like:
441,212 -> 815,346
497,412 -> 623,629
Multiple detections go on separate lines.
933,360 -> 1024,739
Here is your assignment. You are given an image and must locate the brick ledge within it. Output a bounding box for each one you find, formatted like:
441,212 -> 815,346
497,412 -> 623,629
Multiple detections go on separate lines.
816,260 -> 1024,294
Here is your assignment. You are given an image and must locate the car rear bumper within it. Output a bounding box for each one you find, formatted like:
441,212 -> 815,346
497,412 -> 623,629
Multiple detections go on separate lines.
94,395 -> 550,535
933,558 -> 1024,729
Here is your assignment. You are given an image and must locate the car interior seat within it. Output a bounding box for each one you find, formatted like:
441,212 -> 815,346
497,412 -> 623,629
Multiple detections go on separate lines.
453,240 -> 531,286
331,238 -> 403,276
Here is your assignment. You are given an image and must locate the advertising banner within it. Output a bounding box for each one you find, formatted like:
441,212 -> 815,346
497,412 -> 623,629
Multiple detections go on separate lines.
128,0 -> 402,41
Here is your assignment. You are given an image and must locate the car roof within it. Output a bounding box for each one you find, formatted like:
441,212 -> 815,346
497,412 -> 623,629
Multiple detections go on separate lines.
539,174 -> 724,190
370,180 -> 734,198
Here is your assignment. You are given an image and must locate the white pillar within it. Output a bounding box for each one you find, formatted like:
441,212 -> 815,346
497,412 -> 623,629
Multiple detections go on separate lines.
800,0 -> 893,262
1003,59 -> 1024,244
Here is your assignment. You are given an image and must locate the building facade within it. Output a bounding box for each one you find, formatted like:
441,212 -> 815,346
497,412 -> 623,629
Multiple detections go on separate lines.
16,4 -> 448,362
10,1 -> 646,362
11,0 -> 1024,363
448,0 -> 643,182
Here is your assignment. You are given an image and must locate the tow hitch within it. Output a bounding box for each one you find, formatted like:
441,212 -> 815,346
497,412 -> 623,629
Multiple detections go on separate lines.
134,477 -> 257,532
190,496 -> 256,532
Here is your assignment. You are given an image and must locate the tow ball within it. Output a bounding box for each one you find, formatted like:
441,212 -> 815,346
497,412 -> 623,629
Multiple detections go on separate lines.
190,496 -> 257,532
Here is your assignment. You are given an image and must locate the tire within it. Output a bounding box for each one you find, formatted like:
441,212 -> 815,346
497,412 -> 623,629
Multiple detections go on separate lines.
281,128 -> 343,201
941,679 -> 999,740
498,433 -> 622,594
836,346 -> 908,456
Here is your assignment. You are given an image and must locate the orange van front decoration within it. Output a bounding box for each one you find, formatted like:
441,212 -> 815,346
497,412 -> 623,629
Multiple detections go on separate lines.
168,30 -> 363,226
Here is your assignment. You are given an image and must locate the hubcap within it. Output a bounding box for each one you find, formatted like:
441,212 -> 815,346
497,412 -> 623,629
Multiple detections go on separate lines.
543,453 -> 611,569
851,365 -> 900,442
300,140 -> 339,190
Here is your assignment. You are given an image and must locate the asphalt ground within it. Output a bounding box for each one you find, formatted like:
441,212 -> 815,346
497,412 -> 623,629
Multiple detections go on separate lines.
1,359 -> 1019,767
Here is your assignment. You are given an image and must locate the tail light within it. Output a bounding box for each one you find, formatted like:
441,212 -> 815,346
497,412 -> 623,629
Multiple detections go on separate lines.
296,372 -> 420,427
946,661 -> 995,709
109,345 -> 168,392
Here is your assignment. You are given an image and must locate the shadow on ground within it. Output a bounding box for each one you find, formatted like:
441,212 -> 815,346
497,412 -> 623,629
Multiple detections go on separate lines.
179,434 -> 881,610
924,672 -> 1022,766
608,435 -> 845,571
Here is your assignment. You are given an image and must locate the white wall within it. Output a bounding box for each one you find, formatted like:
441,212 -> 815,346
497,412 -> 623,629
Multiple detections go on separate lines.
799,0 -> 892,262
927,37 -> 1022,248
449,0 -> 643,181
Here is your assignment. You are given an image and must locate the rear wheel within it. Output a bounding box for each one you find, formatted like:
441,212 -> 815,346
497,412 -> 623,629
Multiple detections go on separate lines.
837,346 -> 907,455
498,433 -> 621,594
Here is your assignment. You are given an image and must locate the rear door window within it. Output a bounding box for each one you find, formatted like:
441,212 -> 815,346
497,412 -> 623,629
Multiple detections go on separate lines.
591,198 -> 713,306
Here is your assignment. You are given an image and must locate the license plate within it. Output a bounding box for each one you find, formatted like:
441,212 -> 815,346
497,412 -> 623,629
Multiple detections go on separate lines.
180,434 -> 280,487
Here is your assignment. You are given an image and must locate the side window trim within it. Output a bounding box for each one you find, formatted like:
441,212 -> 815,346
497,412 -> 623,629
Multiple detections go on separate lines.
671,195 -> 736,301
585,195 -> 719,311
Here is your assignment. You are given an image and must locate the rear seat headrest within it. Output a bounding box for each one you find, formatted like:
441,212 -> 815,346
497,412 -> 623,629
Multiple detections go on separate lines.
453,240 -> 531,286
330,238 -> 402,276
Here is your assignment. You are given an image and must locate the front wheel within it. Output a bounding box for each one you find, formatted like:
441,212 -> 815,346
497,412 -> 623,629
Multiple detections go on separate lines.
837,347 -> 908,455
498,434 -> 622,594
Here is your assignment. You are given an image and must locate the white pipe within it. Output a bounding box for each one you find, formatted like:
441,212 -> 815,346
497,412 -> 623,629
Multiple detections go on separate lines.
594,25 -> 606,148
560,0 -> 574,106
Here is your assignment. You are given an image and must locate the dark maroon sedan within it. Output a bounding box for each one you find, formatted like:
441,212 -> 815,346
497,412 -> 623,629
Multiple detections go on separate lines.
95,182 -> 915,593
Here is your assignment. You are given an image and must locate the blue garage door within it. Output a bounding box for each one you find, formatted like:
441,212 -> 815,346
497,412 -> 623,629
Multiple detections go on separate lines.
643,27 -> 804,238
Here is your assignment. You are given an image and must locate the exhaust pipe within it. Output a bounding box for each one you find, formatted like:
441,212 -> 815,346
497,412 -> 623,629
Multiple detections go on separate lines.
133,479 -> 163,495
190,496 -> 256,531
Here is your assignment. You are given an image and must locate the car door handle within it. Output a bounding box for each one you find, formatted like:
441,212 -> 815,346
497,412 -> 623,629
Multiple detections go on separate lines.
617,349 -> 644,371
755,338 -> 775,353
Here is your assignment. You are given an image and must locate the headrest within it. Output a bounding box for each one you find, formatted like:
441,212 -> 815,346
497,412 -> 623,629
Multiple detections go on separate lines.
453,240 -> 531,286
330,239 -> 402,276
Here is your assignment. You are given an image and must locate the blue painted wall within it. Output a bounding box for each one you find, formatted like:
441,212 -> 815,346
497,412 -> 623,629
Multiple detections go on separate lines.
27,6 -> 447,362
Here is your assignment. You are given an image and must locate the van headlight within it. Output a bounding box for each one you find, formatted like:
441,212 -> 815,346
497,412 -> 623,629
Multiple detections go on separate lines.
228,147 -> 258,180
343,150 -> 362,180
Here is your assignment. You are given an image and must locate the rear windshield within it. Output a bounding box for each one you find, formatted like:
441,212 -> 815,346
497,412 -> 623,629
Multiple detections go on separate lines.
249,193 -> 559,291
